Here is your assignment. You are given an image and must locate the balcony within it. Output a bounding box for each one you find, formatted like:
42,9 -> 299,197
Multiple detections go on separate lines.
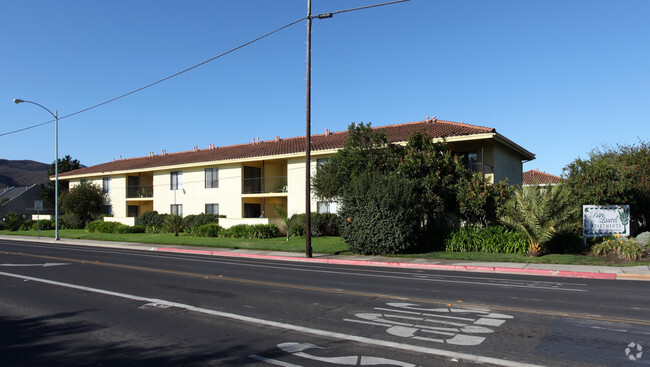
469,162 -> 494,174
242,176 -> 287,194
127,185 -> 154,198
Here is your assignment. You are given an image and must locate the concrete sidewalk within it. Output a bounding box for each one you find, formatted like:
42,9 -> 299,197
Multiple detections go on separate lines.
2,235 -> 650,281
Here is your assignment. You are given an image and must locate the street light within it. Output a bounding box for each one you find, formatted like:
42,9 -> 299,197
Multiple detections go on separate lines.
13,98 -> 60,241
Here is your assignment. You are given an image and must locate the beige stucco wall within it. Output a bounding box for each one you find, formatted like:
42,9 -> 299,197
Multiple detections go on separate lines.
493,143 -> 523,185
151,163 -> 242,218
286,155 -> 327,217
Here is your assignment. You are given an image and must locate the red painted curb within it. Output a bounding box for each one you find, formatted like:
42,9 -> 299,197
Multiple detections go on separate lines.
154,247 -> 619,280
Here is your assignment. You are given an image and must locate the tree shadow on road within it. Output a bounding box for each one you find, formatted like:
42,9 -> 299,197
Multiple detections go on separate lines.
0,311 -> 257,366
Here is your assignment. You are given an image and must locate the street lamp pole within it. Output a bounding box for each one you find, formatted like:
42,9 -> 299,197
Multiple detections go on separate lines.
13,98 -> 60,241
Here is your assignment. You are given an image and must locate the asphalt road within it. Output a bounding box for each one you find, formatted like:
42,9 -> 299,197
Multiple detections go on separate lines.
1,238 -> 649,366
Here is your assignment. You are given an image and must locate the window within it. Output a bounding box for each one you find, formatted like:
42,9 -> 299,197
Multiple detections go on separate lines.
205,168 -> 219,188
317,158 -> 330,166
205,203 -> 219,215
102,177 -> 111,194
102,205 -> 112,215
170,204 -> 183,216
170,171 -> 182,190
456,151 -> 478,172
317,201 -> 338,214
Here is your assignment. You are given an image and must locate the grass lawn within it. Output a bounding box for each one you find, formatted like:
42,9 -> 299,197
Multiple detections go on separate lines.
2,229 -> 648,266
1,229 -> 350,254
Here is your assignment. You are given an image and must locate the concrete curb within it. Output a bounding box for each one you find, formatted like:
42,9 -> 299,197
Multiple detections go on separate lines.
155,247 -> 622,280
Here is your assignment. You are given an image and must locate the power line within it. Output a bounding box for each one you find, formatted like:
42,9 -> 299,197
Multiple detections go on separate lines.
2,16 -> 307,138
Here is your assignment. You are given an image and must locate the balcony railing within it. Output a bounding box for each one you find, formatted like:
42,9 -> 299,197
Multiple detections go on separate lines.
242,176 -> 287,194
127,185 -> 154,198
469,162 -> 494,174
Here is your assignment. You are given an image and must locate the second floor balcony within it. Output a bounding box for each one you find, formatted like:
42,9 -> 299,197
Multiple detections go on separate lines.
127,185 -> 154,198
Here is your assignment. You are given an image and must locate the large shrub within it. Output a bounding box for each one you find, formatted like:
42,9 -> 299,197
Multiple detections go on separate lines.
3,212 -> 23,231
138,211 -> 164,226
247,224 -> 279,239
340,172 -> 424,255
445,226 -> 527,254
192,223 -> 223,237
183,213 -> 222,233
60,213 -> 84,229
20,219 -> 56,231
287,213 -> 339,237
223,224 -> 249,238
145,223 -> 165,234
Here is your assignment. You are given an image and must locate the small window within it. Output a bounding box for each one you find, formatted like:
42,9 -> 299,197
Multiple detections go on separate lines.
205,168 -> 219,188
170,204 -> 183,216
205,203 -> 219,214
317,158 -> 330,166
170,171 -> 183,190
102,205 -> 112,215
317,201 -> 338,214
102,177 -> 111,194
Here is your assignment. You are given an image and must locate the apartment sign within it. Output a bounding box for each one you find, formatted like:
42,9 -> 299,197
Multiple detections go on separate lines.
583,205 -> 630,237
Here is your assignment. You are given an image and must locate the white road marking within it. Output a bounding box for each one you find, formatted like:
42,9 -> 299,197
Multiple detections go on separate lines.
0,270 -> 546,367
276,342 -> 418,366
249,354 -> 303,366
0,263 -> 70,267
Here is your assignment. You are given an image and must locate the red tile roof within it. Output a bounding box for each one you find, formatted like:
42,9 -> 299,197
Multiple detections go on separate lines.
523,170 -> 564,185
59,119 -> 499,178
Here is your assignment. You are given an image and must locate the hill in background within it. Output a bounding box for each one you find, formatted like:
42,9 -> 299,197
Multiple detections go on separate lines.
0,159 -> 50,189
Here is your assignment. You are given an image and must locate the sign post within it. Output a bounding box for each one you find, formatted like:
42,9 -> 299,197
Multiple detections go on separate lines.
34,200 -> 43,239
583,205 -> 630,246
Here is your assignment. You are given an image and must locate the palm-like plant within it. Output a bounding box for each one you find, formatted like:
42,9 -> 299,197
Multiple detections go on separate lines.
500,184 -> 579,256
164,214 -> 184,236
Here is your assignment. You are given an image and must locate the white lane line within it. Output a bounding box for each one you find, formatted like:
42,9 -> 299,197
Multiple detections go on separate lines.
0,271 -> 546,367
0,263 -> 70,267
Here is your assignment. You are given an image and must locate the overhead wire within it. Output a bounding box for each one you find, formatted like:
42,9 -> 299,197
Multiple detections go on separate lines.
2,16 -> 307,138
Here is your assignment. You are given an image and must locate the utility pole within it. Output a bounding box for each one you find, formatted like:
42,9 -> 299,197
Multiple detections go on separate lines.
305,0 -> 313,258
304,0 -> 408,258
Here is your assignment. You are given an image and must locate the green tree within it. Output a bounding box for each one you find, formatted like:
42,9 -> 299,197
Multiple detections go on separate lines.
312,122 -> 396,200
58,182 -> 105,226
313,123 -> 487,254
457,176 -> 513,227
40,155 -> 82,210
500,184 -> 580,256
563,141 -> 650,233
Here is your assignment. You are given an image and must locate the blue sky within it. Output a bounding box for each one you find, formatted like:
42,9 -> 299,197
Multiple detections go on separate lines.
2,0 -> 649,177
